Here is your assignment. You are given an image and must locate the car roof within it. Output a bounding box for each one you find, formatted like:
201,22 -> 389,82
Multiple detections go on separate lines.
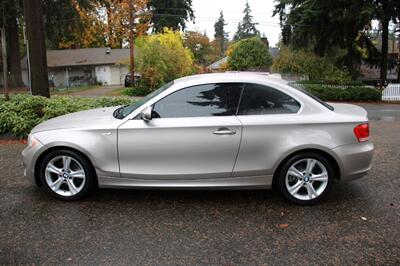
173,72 -> 288,88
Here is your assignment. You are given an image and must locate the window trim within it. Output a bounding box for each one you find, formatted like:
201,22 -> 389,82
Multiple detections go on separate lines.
289,84 -> 334,111
236,82 -> 303,116
151,82 -> 244,119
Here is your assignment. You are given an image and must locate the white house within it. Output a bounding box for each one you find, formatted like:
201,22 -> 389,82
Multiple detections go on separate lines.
21,48 -> 133,87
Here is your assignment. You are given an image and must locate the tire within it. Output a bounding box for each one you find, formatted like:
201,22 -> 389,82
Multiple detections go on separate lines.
39,149 -> 96,201
276,152 -> 335,205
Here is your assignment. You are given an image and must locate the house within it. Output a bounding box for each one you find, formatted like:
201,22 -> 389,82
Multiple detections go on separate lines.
207,47 -> 280,72
360,52 -> 399,84
21,48 -> 133,87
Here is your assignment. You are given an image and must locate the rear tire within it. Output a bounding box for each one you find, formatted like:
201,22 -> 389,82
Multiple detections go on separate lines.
39,149 -> 96,201
276,152 -> 334,205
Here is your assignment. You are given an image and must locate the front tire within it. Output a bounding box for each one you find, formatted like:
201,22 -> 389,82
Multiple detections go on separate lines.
276,152 -> 334,205
39,149 -> 96,201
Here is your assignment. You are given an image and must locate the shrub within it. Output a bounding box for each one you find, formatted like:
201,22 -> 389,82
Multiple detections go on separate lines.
0,95 -> 134,138
227,37 -> 272,71
122,85 -> 151,97
297,80 -> 365,86
298,83 -> 381,101
272,46 -> 351,83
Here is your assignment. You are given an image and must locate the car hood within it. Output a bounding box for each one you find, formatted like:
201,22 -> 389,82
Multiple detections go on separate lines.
32,106 -> 120,133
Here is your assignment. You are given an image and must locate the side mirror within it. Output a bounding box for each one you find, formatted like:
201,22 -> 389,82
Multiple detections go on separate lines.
140,106 -> 153,122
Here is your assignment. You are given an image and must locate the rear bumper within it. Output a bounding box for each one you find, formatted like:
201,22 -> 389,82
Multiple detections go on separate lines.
332,141 -> 374,182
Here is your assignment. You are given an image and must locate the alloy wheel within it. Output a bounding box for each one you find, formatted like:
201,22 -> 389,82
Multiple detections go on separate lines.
285,158 -> 329,201
45,155 -> 86,197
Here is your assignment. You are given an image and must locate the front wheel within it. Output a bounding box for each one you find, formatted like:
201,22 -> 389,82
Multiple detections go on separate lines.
39,149 -> 96,200
276,152 -> 334,205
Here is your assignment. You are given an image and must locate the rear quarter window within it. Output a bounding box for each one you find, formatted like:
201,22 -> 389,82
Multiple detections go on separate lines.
238,83 -> 301,115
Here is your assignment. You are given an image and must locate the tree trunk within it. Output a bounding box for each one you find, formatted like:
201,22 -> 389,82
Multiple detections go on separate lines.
397,25 -> 400,83
23,0 -> 49,97
380,17 -> 389,83
6,11 -> 24,88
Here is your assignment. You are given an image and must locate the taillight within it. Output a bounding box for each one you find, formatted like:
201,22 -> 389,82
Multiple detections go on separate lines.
354,123 -> 370,142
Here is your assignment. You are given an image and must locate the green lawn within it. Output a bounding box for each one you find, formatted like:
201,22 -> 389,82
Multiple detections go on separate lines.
105,87 -> 126,96
51,85 -> 99,95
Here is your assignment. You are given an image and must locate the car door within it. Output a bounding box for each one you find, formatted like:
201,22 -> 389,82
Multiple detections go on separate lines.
118,83 -> 243,180
233,83 -> 302,177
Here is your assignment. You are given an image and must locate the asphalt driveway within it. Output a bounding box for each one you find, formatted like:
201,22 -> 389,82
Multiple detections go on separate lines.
0,103 -> 399,265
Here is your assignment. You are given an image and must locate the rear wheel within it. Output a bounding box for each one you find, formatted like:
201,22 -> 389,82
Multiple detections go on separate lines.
276,152 -> 334,205
39,149 -> 96,200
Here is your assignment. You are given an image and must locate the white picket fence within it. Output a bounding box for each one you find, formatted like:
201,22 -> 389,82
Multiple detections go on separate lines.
382,84 -> 400,101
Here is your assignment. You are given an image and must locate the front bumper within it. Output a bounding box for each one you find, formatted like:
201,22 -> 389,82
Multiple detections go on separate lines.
22,138 -> 47,183
332,141 -> 375,182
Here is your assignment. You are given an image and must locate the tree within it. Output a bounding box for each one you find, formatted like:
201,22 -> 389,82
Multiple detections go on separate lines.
42,0 -> 150,49
135,29 -> 194,89
42,0 -> 93,49
274,0 -> 378,78
23,0 -> 49,97
149,0 -> 194,32
185,31 -> 218,66
98,0 -> 150,48
53,0 -> 150,49
214,11 -> 228,55
234,2 -> 260,41
272,46 -> 351,82
0,0 -> 24,88
371,0 -> 400,82
227,37 -> 272,71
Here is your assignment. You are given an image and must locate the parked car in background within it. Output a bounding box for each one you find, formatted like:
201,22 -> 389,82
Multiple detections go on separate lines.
22,73 -> 374,204
124,73 -> 141,87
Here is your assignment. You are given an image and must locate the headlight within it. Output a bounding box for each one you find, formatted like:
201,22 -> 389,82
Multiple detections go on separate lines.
27,134 -> 39,148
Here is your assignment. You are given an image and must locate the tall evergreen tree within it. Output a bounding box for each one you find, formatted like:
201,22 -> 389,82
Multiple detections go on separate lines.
274,0 -> 400,79
234,2 -> 260,40
274,0 -> 377,77
0,0 -> 24,88
23,0 -> 49,97
233,23 -> 242,41
214,11 -> 228,55
371,0 -> 400,82
149,0 -> 194,32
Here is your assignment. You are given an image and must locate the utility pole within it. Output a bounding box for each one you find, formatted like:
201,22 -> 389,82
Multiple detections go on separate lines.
23,0 -> 50,97
1,13 -> 9,100
129,0 -> 135,87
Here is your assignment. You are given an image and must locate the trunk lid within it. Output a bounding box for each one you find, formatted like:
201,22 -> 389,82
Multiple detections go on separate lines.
328,103 -> 368,120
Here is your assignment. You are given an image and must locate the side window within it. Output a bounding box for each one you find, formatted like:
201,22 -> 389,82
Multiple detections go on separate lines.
153,83 -> 242,118
238,83 -> 301,115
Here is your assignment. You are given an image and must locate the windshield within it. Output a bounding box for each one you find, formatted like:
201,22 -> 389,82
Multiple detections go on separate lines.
289,83 -> 334,111
114,81 -> 174,119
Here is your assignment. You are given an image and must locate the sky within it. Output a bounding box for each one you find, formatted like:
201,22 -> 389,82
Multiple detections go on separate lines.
186,0 -> 281,47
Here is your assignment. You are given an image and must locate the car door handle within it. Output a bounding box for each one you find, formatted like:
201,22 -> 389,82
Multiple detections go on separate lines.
213,128 -> 237,135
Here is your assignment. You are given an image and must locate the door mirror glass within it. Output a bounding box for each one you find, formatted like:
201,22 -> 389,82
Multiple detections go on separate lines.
140,106 -> 153,121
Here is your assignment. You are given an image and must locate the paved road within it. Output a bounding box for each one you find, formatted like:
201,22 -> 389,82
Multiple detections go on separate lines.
355,102 -> 400,121
0,104 -> 399,265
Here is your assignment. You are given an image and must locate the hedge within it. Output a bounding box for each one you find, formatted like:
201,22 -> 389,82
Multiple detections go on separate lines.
122,85 -> 151,96
0,95 -> 135,138
296,83 -> 381,101
296,80 -> 365,86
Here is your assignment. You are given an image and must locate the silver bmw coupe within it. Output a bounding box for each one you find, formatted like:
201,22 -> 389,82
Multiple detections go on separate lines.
22,73 -> 374,204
